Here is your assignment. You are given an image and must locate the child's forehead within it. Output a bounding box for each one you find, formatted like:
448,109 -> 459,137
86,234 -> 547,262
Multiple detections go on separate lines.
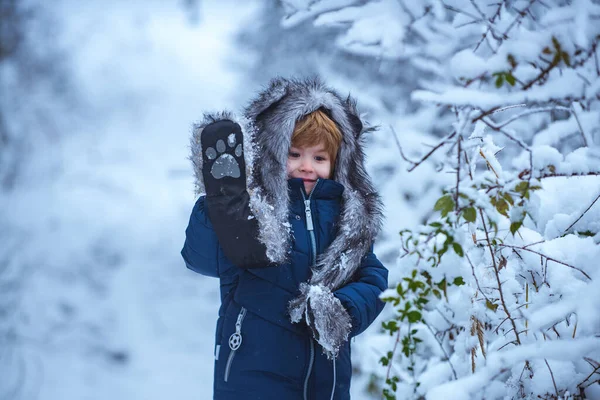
290,142 -> 327,151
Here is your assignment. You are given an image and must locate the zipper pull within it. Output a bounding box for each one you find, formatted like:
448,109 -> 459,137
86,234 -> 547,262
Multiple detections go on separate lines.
304,200 -> 314,231
228,308 -> 246,351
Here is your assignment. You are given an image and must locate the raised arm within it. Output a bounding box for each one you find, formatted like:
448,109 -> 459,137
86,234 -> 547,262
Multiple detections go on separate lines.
181,196 -> 222,277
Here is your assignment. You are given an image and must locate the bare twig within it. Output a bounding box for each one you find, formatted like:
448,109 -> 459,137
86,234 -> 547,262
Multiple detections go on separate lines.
563,191 -> 600,234
424,321 -> 458,379
491,106 -> 568,129
390,125 -> 419,165
498,244 -> 592,280
522,56 -> 560,90
386,324 -> 402,381
455,135 -> 462,211
544,359 -> 559,397
466,253 -> 493,305
578,360 -> 600,390
537,172 -> 600,179
480,117 -> 532,180
408,131 -> 457,172
472,103 -> 528,123
501,0 -> 538,40
570,103 -> 589,147
479,208 -> 521,345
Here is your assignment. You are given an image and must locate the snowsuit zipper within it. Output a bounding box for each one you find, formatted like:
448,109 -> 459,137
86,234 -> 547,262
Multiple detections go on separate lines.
301,180 -> 337,400
224,306 -> 247,382
301,185 -> 318,400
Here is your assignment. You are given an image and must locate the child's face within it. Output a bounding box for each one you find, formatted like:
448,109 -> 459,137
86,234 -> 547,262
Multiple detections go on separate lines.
286,142 -> 332,194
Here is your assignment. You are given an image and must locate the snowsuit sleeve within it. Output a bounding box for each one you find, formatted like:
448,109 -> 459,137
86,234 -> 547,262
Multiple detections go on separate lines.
181,196 -> 227,278
333,250 -> 388,337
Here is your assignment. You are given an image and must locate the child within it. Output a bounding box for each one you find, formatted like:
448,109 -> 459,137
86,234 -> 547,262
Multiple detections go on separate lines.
181,77 -> 387,400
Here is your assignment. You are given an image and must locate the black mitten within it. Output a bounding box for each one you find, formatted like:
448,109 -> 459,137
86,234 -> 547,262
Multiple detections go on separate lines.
201,120 -> 246,197
200,120 -> 273,269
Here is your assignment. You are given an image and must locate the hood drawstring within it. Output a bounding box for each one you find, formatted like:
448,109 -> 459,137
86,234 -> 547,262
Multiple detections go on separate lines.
330,357 -> 336,400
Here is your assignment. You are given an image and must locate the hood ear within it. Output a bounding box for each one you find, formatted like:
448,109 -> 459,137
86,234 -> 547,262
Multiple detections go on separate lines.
345,95 -> 363,138
245,77 -> 290,121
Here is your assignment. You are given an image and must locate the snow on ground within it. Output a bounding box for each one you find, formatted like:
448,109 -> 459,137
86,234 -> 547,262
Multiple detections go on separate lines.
5,1 -> 261,399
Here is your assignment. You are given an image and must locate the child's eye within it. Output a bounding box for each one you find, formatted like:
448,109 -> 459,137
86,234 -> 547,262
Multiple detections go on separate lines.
288,151 -> 300,158
315,155 -> 328,162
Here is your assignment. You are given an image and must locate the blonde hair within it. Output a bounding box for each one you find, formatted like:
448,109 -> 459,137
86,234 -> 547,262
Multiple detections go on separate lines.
291,110 -> 342,173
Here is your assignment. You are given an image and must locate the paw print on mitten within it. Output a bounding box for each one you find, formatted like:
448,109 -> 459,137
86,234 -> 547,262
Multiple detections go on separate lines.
205,134 -> 244,179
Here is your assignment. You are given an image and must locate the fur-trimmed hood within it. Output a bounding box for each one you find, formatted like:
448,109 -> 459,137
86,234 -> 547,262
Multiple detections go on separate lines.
191,77 -> 383,292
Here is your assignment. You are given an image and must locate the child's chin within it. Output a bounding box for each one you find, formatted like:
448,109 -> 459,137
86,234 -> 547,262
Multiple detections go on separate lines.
304,182 -> 315,194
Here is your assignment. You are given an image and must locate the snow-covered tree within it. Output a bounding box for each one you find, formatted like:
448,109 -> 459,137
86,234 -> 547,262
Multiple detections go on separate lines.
281,1 -> 600,398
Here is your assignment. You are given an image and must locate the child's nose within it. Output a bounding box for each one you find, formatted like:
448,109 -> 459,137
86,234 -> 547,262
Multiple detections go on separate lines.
299,158 -> 313,172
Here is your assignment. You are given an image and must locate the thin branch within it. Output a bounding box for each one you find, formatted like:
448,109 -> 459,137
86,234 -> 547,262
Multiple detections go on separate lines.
501,0 -> 538,40
390,125 -> 419,165
563,191 -> 600,234
407,131 -> 457,172
498,244 -> 592,280
481,117 -> 531,152
466,253 -> 492,305
522,55 -> 560,90
578,360 -> 600,389
544,359 -> 559,397
472,103 -> 527,123
424,321 -> 458,380
386,324 -> 402,381
537,172 -> 600,179
570,103 -> 589,147
491,106 -> 569,129
454,135 -> 462,211
479,208 -> 521,345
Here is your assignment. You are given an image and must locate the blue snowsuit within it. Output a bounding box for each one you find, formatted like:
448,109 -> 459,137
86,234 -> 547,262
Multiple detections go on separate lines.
182,178 -> 388,399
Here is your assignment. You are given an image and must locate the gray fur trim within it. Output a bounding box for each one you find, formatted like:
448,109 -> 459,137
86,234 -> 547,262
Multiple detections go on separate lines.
289,283 -> 352,359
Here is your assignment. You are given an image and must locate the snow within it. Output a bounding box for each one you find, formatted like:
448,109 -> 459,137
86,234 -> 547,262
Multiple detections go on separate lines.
3,1 -> 260,399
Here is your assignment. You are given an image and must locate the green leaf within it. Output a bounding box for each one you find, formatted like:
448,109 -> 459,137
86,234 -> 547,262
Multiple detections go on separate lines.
407,311 -> 422,323
495,198 -> 509,217
437,278 -> 447,291
503,192 -> 514,206
495,74 -> 504,88
434,195 -> 455,217
463,207 -> 477,223
429,222 -> 443,228
452,243 -> 464,257
515,181 -> 529,195
453,276 -> 465,286
510,221 -> 523,235
506,73 -> 516,86
486,299 -> 499,312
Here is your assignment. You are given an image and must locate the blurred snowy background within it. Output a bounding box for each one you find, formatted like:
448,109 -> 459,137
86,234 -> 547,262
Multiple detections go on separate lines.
2,0 -> 600,399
